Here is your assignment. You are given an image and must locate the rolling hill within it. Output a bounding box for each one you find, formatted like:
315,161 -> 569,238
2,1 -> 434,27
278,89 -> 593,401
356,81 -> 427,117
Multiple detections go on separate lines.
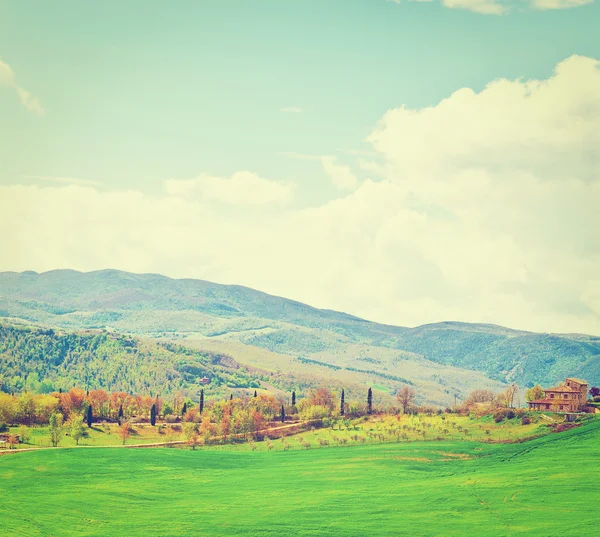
0,269 -> 599,403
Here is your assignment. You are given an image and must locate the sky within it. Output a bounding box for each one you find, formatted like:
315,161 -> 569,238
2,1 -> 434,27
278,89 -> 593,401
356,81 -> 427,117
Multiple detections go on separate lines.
1,0 -> 599,334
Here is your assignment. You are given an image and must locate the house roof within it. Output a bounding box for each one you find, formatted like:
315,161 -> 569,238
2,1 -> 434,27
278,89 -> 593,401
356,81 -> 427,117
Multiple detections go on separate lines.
544,386 -> 578,393
528,399 -> 576,405
566,378 -> 588,385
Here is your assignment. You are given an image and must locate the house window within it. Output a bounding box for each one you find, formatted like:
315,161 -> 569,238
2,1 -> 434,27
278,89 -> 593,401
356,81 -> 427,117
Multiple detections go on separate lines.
564,394 -> 568,399
550,393 -> 555,398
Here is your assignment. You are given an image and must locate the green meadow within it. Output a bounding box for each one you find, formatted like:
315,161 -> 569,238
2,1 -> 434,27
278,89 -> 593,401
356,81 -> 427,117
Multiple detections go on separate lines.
5,413 -> 545,450
1,419 -> 599,536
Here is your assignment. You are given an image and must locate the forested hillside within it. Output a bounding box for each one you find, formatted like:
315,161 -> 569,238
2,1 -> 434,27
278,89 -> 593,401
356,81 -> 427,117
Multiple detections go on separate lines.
0,323 -> 260,396
1,269 -> 599,388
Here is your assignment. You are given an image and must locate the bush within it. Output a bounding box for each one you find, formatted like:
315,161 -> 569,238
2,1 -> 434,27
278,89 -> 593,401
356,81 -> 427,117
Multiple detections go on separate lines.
521,416 -> 531,425
0,423 -> 8,433
593,396 -> 600,403
494,408 -> 519,422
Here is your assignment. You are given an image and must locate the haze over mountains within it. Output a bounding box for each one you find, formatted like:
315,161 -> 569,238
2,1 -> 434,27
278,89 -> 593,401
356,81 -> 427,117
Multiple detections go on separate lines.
1,269 -> 599,405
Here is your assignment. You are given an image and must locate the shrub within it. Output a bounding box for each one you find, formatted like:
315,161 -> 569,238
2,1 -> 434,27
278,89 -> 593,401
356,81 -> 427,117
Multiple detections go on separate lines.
521,416 -> 531,425
0,423 -> 8,433
555,423 -> 578,433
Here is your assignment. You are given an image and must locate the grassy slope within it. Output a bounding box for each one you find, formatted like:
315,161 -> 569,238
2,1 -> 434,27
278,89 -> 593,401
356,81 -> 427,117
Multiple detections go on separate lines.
6,414 -> 545,449
1,420 -> 599,536
181,337 -> 506,406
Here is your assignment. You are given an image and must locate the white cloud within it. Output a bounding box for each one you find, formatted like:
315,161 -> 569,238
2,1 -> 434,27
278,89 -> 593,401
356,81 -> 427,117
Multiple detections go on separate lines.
388,0 -> 506,13
0,59 -> 44,115
279,152 -> 360,190
321,157 -> 359,191
164,171 -> 295,206
280,106 -> 302,113
532,0 -> 593,8
368,55 -> 600,184
388,0 -> 595,13
441,0 -> 507,13
1,55 -> 599,335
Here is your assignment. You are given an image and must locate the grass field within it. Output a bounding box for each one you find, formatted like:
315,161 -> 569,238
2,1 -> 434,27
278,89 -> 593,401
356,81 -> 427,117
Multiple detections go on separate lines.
1,418 -> 599,536
5,413 -> 548,450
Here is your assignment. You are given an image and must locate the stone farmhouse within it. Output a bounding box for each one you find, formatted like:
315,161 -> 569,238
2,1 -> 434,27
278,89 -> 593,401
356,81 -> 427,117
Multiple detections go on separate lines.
527,378 -> 588,413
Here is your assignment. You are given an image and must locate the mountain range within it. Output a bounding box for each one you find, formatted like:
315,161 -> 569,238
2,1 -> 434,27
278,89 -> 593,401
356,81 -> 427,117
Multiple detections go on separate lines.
1,269 -> 599,405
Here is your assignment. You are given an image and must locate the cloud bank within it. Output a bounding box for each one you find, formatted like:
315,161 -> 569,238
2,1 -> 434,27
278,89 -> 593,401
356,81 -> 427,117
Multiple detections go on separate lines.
1,55 -> 599,335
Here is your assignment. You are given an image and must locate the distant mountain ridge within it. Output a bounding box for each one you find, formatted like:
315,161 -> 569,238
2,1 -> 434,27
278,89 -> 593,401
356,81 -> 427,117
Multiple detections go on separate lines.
1,269 -> 599,390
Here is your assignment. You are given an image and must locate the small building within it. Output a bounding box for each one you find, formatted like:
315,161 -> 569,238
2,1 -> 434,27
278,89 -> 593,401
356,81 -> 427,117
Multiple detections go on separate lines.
199,377 -> 211,385
528,377 -> 588,413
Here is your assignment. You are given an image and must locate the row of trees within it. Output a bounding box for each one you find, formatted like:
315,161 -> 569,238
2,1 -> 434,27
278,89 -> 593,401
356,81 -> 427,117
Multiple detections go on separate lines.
0,389 -> 155,426
6,381 -> 574,434
0,384 -> 401,427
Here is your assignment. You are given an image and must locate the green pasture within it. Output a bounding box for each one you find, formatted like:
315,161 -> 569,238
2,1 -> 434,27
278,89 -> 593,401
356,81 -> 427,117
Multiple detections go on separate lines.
6,422 -> 170,449
1,418 -> 599,536
6,413 -> 547,451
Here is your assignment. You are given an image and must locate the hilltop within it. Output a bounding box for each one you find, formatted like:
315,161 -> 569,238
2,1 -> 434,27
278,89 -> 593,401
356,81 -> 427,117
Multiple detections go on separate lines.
1,269 -> 599,403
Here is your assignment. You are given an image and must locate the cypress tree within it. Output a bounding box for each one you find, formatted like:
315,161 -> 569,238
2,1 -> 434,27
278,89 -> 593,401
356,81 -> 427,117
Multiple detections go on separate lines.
182,402 -> 187,416
86,404 -> 93,428
118,405 -> 123,420
254,390 -> 257,398
59,387 -> 62,394
281,405 -> 285,423
230,394 -> 233,401
340,389 -> 345,416
291,391 -> 296,406
150,404 -> 157,426
367,388 -> 373,415
199,389 -> 204,414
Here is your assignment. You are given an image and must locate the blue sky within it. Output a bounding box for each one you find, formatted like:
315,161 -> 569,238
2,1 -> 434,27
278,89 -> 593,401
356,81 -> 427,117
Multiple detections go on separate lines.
1,0 -> 599,333
2,0 -> 598,201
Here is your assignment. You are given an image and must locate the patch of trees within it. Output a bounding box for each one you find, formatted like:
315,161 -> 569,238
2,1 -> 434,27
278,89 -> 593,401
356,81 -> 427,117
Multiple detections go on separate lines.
344,367 -> 414,385
296,357 -> 341,371
0,322 -> 259,396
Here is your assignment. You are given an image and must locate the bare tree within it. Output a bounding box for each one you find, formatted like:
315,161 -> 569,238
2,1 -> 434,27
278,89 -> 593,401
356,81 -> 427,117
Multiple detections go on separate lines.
464,389 -> 496,406
503,384 -> 518,408
397,386 -> 416,414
